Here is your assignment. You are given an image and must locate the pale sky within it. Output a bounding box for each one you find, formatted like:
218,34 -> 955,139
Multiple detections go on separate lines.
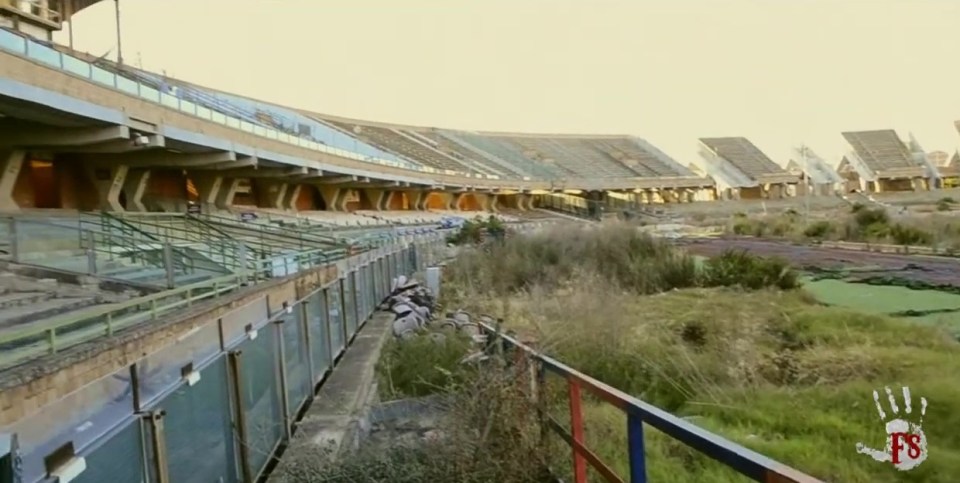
57,0 -> 960,169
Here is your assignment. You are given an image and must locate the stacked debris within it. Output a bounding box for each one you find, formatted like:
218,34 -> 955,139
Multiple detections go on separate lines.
381,275 -> 484,340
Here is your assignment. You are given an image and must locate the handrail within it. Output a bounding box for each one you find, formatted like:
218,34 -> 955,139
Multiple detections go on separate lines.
0,237 -> 406,370
477,322 -> 824,483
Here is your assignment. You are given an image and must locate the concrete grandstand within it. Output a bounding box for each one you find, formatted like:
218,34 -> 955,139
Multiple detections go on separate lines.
838,129 -> 929,193
696,136 -> 799,200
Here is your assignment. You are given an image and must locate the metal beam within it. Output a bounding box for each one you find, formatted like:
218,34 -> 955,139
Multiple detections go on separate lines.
45,134 -> 166,153
315,175 -> 358,184
197,156 -> 258,171
218,166 -> 309,178
83,150 -> 237,168
0,125 -> 130,147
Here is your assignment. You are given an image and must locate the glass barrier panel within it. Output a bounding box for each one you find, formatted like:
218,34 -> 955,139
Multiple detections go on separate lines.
163,357 -> 239,483
281,309 -> 311,417
89,66 -> 116,86
197,105 -> 213,120
180,100 -> 198,115
26,41 -> 61,68
327,285 -> 345,355
61,55 -> 90,77
0,29 -> 26,53
9,367 -> 135,482
278,133 -> 289,144
72,420 -> 146,483
266,129 -> 278,140
238,327 -> 283,477
221,297 -> 270,348
137,321 -> 221,408
240,121 -> 254,133
116,76 -> 139,95
345,274 -> 358,336
160,92 -> 179,109
215,112 -> 229,125
140,85 -> 161,103
306,291 -> 331,381
253,125 -> 266,137
355,267 -> 368,322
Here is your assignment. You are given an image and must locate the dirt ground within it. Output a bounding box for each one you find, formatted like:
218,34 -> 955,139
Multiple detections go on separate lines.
676,236 -> 960,287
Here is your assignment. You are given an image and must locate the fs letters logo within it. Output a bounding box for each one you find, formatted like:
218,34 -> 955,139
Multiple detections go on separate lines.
856,386 -> 928,471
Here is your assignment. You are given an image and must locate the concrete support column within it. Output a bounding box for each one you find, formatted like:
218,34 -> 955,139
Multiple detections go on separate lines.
122,168 -> 151,212
448,192 -> 464,211
408,191 -> 427,210
0,150 -> 25,212
318,186 -> 348,211
364,189 -> 394,211
517,194 -> 533,211
85,163 -> 128,212
192,173 -> 223,209
216,178 -> 240,210
476,193 -> 499,212
283,184 -> 302,211
254,179 -> 288,210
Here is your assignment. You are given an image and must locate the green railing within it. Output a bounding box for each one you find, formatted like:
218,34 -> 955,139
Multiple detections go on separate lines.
0,241 -> 367,370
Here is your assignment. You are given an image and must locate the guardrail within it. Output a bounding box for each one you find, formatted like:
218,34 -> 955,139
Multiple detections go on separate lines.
477,322 -> 824,483
0,240 -> 370,370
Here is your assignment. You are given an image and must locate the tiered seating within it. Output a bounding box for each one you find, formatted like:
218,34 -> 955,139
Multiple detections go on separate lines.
699,137 -> 792,180
323,121 -> 474,174
584,138 -> 691,177
442,132 -> 564,179
841,130 -> 916,171
403,129 -> 513,177
355,211 -> 445,225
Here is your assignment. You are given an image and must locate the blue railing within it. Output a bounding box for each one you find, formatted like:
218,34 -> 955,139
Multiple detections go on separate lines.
0,27 -> 504,181
478,322 -> 825,483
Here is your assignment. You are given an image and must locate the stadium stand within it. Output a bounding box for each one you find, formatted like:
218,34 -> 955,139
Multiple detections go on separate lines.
697,137 -> 799,199
786,147 -> 844,196
840,130 -> 928,193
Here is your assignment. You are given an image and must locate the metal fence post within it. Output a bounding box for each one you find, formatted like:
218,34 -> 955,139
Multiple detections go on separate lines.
85,231 -> 97,275
9,218 -> 20,263
162,242 -> 175,289
568,378 -> 588,483
627,412 -> 648,483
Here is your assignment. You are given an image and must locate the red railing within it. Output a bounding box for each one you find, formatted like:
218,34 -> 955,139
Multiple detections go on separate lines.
479,323 -> 826,483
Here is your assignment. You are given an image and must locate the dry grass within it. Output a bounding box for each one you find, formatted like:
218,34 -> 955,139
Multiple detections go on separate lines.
436,222 -> 960,482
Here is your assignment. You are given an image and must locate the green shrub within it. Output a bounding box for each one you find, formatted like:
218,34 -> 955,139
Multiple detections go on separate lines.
803,220 -> 834,238
937,199 -> 952,211
889,224 -> 933,246
853,207 -> 888,228
701,249 -> 799,290
377,332 -> 474,399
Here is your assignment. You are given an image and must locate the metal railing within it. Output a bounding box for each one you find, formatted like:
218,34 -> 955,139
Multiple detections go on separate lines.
478,322 -> 824,483
0,240 -> 364,370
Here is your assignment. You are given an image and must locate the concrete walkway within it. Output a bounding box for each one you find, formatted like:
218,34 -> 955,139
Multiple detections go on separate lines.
269,310 -> 394,481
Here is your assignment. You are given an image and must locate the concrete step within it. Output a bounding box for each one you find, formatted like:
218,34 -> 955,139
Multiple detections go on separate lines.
0,296 -> 99,329
0,292 -> 51,310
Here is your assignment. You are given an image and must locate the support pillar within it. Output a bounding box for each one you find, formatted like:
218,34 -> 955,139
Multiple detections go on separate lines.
254,179 -> 288,210
448,192 -> 464,211
85,163 -> 128,212
0,150 -> 25,212
476,193 -> 499,212
283,184 -> 301,211
407,191 -> 427,210
192,173 -> 223,209
317,186 -> 348,211
122,168 -> 151,212
517,194 -> 533,211
364,189 -> 394,211
216,178 -> 240,210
